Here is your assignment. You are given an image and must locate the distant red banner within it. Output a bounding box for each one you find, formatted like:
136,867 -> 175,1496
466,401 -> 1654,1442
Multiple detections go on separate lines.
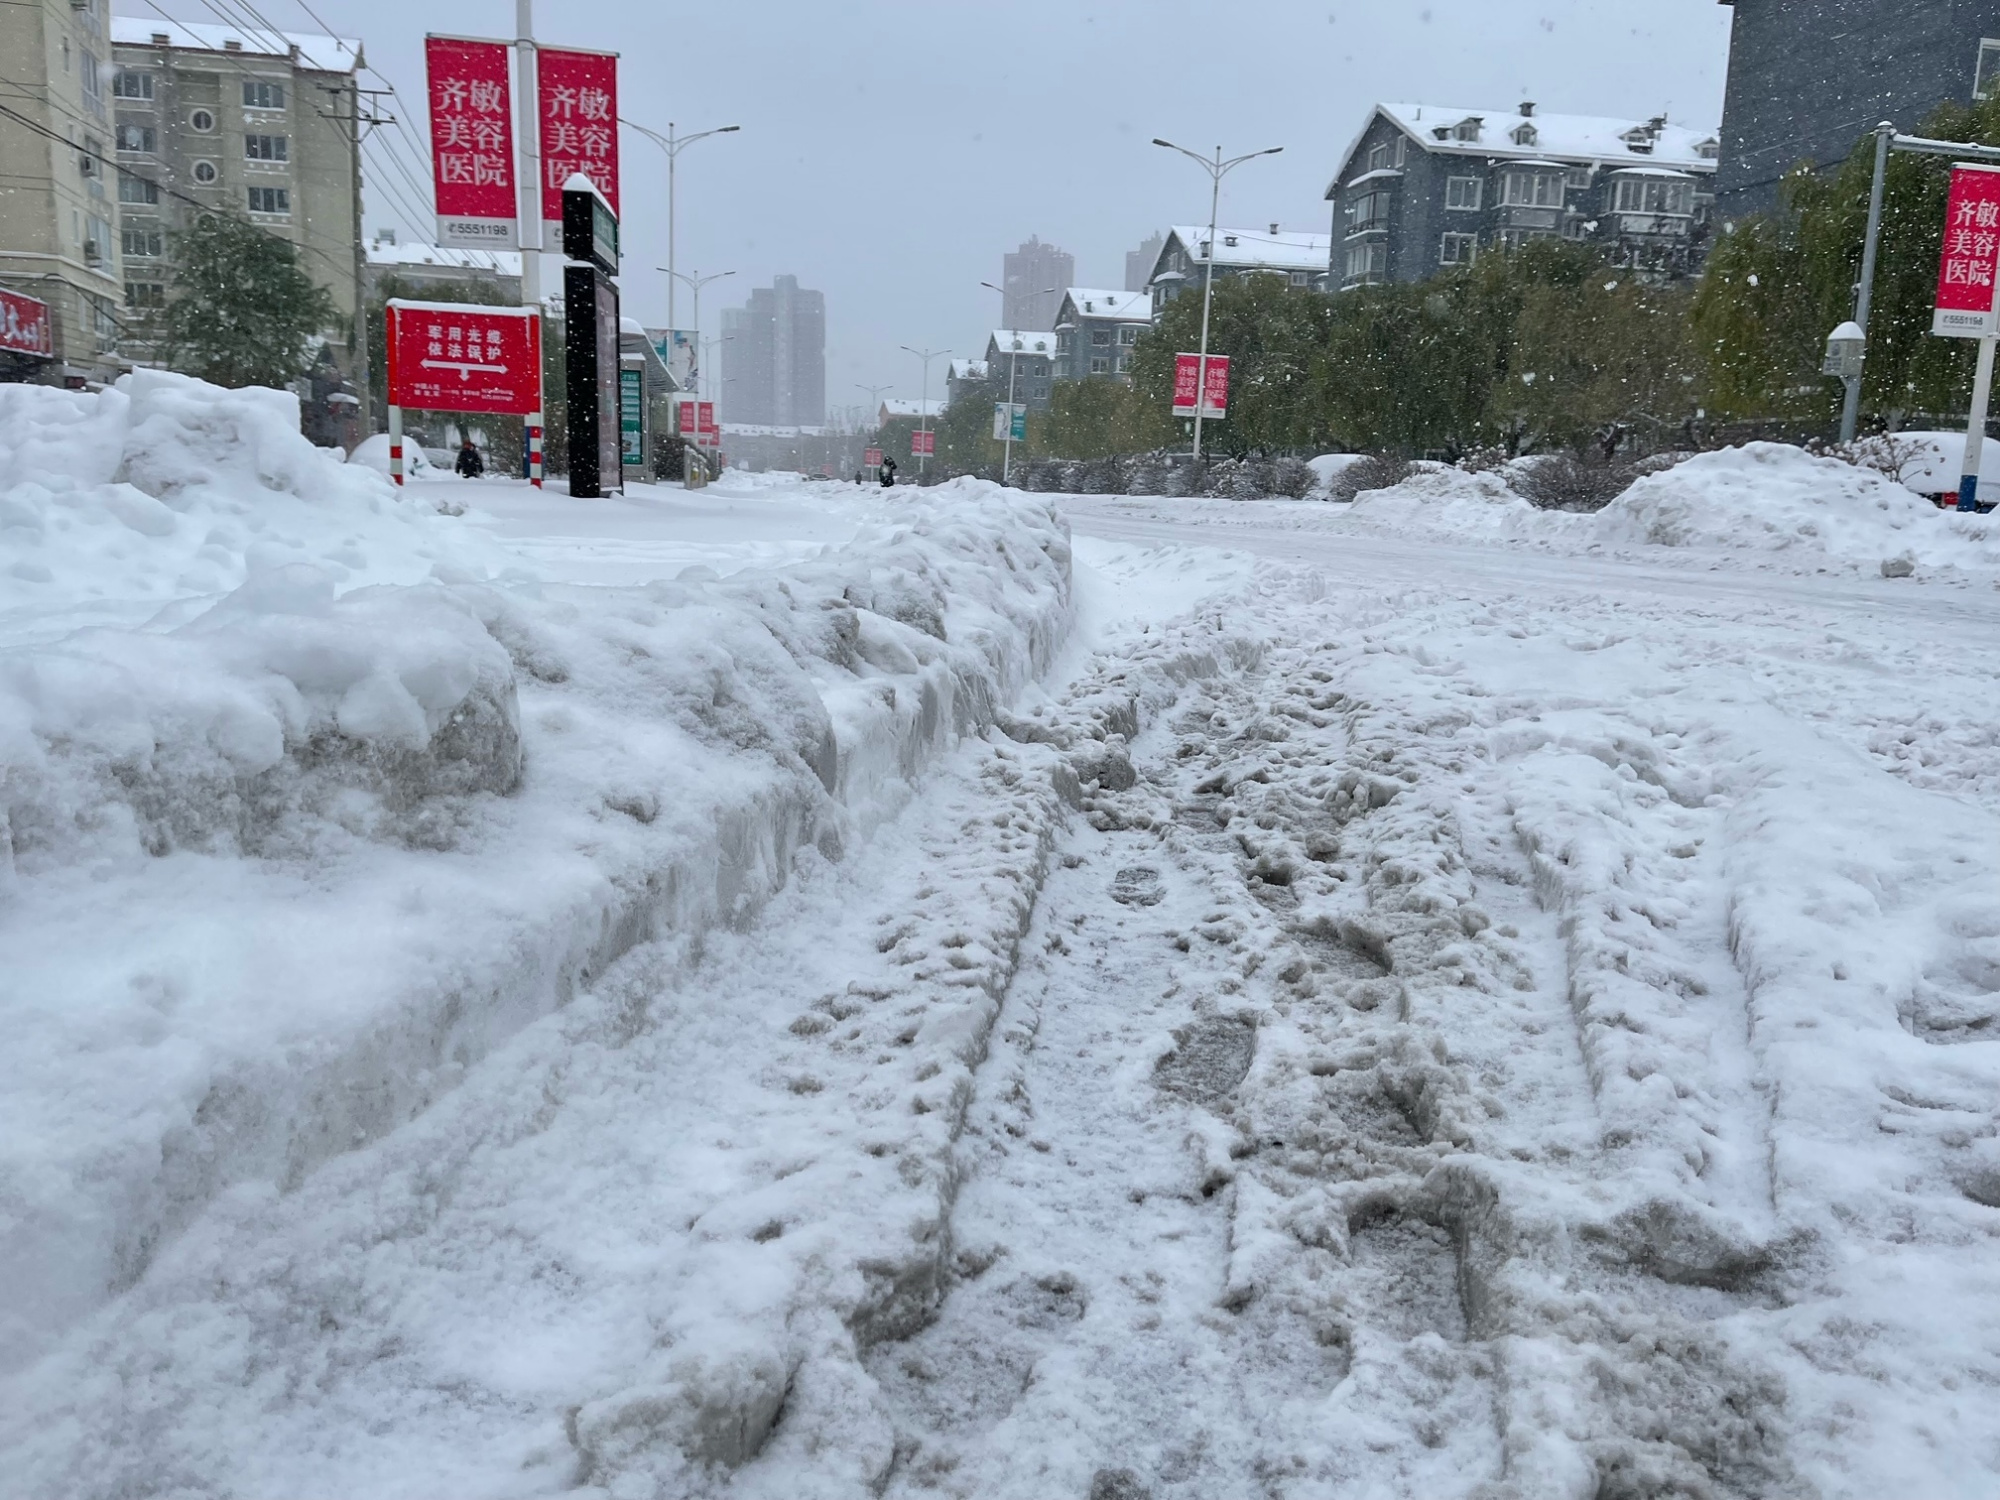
1172,353 -> 1229,417
538,46 -> 618,229
911,429 -> 935,456
385,300 -> 542,414
678,399 -> 718,448
864,447 -> 883,467
1936,164 -> 2000,338
0,286 -> 53,357
425,36 -> 517,248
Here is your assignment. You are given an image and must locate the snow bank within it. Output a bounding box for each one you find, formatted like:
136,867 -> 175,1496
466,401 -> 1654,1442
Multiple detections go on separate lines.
1591,442 -> 2000,566
1345,461 -> 1574,541
0,377 -> 1072,1373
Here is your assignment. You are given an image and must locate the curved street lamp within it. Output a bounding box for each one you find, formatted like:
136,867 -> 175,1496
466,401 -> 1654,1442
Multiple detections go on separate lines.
624,119 -> 741,328
1152,137 -> 1282,461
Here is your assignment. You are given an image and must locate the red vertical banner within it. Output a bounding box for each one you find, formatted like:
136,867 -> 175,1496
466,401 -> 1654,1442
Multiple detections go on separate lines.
911,429 -> 936,456
1171,353 -> 1229,417
425,36 -> 517,248
1935,164 -> 2000,338
698,401 -> 719,449
537,47 -> 619,232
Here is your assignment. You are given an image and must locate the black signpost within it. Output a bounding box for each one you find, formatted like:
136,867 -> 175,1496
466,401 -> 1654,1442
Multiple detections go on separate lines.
561,174 -> 622,498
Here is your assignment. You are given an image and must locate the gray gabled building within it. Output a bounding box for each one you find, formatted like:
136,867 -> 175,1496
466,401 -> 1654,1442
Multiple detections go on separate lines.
983,330 -> 1056,411
1716,0 -> 2000,219
1051,287 -> 1149,381
1325,102 -> 1719,288
1143,225 -> 1333,318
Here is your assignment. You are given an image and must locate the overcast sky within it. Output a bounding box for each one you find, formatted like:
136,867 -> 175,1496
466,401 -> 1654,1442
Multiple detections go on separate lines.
121,0 -> 1734,425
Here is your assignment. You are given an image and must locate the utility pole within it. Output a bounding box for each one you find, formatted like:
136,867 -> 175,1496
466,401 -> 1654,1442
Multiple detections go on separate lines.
1152,137 -> 1282,462
900,345 -> 948,479
516,0 -> 543,482
1841,122 -> 1894,443
981,280 -> 1053,483
624,120 -> 741,329
315,80 -> 393,431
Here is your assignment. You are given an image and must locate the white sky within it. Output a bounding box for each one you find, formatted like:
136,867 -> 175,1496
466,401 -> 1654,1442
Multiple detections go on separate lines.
117,0 -> 1734,423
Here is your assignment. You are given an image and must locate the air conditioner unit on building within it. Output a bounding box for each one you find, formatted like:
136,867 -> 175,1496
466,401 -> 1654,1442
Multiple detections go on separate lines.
83,239 -> 103,264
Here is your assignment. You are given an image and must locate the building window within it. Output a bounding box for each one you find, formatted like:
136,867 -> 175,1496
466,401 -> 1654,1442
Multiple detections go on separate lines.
192,160 -> 219,184
111,70 -> 154,101
1119,325 -> 1138,344
1445,176 -> 1482,210
1562,215 -> 1591,241
247,185 -> 290,214
91,293 -> 117,352
1439,232 -> 1478,265
1364,137 -> 1405,173
1344,240 -> 1387,283
80,136 -> 102,177
115,123 -> 156,154
1511,123 -> 1538,147
1091,327 -> 1112,346
1349,189 -> 1392,234
190,108 -> 216,133
122,226 -> 164,257
85,215 -> 112,264
1566,165 -> 1594,190
245,134 -> 289,162
1977,40 -> 2000,99
1454,117 -> 1482,142
1090,357 -> 1110,374
1613,176 -> 1694,216
125,281 -> 166,310
242,80 -> 286,111
1501,169 -> 1564,208
1289,271 -> 1309,287
1497,227 -> 1557,250
81,49 -> 104,115
1114,353 -> 1131,373
117,173 -> 159,204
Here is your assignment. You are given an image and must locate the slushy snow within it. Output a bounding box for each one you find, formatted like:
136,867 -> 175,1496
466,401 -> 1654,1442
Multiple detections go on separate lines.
5,390 -> 2000,1499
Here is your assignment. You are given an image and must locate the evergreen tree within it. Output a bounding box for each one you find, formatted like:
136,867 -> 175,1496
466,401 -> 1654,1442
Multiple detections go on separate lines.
157,213 -> 336,389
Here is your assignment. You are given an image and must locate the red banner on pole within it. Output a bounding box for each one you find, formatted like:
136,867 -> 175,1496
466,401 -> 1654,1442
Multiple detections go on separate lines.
698,402 -> 718,447
1172,353 -> 1229,417
0,286 -> 53,357
537,47 -> 619,231
425,36 -> 517,249
911,429 -> 936,457
1936,164 -> 2000,338
385,300 -> 542,414
864,447 -> 883,467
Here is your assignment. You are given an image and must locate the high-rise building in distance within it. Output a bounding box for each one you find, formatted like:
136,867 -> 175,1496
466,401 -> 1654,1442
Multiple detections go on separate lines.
720,274 -> 825,427
1001,237 -> 1072,333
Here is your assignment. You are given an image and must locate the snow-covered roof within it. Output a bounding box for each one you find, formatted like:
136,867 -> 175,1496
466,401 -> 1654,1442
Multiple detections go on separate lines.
109,17 -> 362,74
948,359 -> 989,380
1359,102 -> 1718,177
878,399 -> 943,420
366,242 -> 522,276
1163,226 -> 1332,275
1059,288 -> 1151,323
988,330 -> 1057,357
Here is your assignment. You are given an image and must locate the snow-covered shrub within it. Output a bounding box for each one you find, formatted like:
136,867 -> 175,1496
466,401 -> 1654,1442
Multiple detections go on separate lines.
1512,452 -> 1639,511
1268,456 -> 1316,499
1329,453 -> 1413,501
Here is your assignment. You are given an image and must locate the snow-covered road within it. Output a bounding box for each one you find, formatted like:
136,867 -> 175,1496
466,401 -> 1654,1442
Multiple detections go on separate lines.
7,399 -> 2000,1500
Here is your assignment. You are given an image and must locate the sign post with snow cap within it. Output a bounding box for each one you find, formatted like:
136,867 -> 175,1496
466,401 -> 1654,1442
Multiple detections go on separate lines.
382,300 -> 543,488
1935,163 -> 2000,510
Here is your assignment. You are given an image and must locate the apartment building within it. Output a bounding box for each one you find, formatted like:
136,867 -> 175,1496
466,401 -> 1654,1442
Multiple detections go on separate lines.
1051,287 -> 1150,381
106,20 -> 365,378
0,0 -> 123,382
1325,102 -> 1718,287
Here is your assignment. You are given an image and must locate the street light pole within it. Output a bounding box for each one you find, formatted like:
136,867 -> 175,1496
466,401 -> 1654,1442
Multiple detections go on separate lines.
658,267 -> 734,391
1843,121 -> 1894,444
981,280 -> 1054,484
623,119 -> 741,329
900,345 -> 949,480
1153,137 -> 1283,463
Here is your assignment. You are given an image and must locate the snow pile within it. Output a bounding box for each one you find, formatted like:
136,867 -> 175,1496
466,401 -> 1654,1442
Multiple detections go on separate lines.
0,373 -> 495,643
1594,441 -> 2000,567
0,377 -> 1073,1377
1344,461 -> 1571,540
